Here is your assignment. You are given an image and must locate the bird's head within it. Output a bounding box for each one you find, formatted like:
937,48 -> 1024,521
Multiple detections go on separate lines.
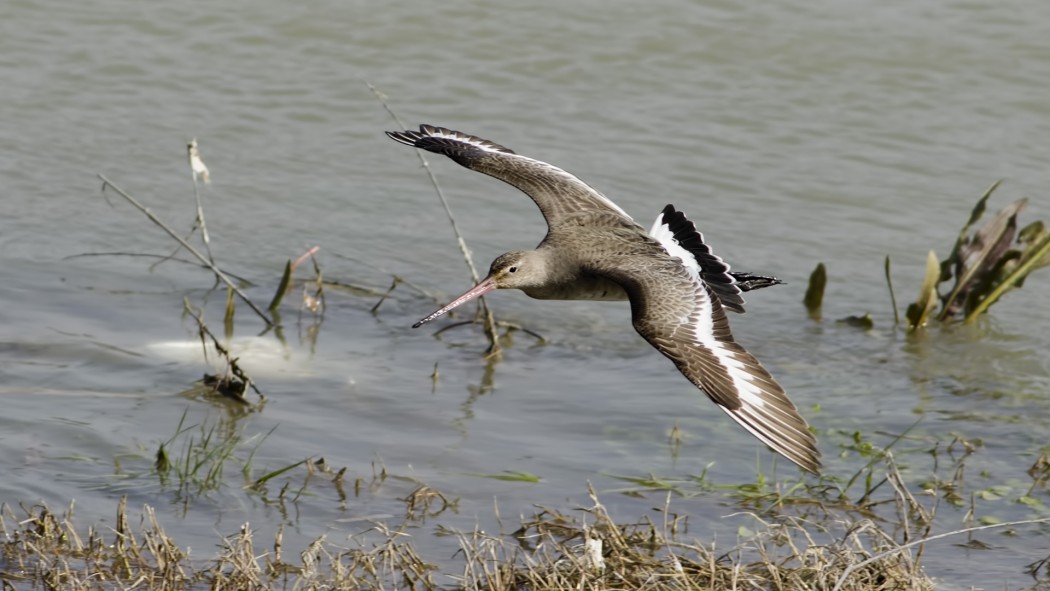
412,250 -> 545,328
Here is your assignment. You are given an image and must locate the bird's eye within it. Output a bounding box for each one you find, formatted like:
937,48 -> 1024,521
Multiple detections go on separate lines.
508,266 -> 518,273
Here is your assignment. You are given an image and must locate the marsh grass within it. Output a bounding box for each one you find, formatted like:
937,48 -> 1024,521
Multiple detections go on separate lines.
150,409 -> 311,508
136,396 -> 388,517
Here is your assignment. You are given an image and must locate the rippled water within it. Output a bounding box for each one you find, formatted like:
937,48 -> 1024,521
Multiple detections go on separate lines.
2,0 -> 1050,586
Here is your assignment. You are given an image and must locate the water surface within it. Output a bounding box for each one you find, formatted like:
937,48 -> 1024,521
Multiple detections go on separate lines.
2,0 -> 1049,587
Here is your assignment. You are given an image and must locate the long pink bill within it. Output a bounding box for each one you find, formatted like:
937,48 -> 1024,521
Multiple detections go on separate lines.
412,276 -> 498,328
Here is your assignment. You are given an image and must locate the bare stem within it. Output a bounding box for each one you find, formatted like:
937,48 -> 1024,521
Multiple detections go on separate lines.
367,81 -> 500,355
885,255 -> 900,327
98,174 -> 273,327
191,176 -> 214,264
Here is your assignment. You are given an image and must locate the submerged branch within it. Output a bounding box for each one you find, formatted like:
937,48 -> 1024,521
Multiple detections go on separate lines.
65,252 -> 254,285
97,174 -> 273,327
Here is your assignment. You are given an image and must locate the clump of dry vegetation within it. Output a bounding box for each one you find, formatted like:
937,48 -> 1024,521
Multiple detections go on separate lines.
0,487 -> 932,591
9,447 -> 1006,591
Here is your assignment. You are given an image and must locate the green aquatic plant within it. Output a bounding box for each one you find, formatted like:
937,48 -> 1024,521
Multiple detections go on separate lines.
904,182 -> 1050,329
815,183 -> 1049,330
153,409 -> 305,502
803,262 -> 827,317
905,250 -> 941,330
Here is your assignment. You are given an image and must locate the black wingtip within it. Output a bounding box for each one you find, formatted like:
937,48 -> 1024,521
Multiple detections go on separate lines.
386,125 -> 517,156
385,128 -> 423,147
729,272 -> 785,292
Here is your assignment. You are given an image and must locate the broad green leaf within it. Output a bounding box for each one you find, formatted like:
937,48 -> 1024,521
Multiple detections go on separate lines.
906,250 -> 939,330
1016,220 -> 1050,273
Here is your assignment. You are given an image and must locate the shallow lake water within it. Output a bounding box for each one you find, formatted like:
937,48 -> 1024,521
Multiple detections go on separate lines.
2,0 -> 1050,587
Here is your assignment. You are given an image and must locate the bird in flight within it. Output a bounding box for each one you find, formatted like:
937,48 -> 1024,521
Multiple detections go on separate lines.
387,124 -> 820,474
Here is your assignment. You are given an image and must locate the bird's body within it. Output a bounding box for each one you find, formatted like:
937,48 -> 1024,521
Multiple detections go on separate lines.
387,125 -> 821,474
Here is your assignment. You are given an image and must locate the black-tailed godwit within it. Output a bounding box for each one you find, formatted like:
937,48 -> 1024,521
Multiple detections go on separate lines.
387,125 -> 820,474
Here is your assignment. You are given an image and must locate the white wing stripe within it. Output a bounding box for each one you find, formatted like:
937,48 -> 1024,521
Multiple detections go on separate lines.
649,212 -> 702,282
687,286 -> 769,408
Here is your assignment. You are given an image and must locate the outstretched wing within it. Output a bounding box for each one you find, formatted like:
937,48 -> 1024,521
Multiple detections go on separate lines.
607,255 -> 820,474
386,125 -> 634,228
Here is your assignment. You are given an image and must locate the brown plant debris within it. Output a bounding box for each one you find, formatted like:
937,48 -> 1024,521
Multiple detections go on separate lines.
0,488 -> 950,591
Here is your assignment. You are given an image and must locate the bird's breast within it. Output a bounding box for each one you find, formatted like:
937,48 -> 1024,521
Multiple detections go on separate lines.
522,274 -> 628,301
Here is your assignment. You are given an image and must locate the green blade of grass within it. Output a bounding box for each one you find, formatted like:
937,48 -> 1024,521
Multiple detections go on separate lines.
250,459 -> 307,488
267,260 -> 293,312
464,471 -> 541,483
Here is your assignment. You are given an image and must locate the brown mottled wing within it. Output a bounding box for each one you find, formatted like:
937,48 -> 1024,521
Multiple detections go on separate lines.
386,125 -> 634,229
603,254 -> 821,474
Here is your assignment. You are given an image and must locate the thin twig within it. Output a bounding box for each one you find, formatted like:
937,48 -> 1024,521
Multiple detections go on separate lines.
371,277 -> 402,316
64,252 -> 255,284
329,252 -> 439,299
367,81 -> 501,356
885,255 -> 900,327
98,174 -> 273,327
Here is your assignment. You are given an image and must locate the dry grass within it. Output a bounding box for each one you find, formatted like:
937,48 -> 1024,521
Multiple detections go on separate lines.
446,485 -> 931,591
0,490 -> 934,591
